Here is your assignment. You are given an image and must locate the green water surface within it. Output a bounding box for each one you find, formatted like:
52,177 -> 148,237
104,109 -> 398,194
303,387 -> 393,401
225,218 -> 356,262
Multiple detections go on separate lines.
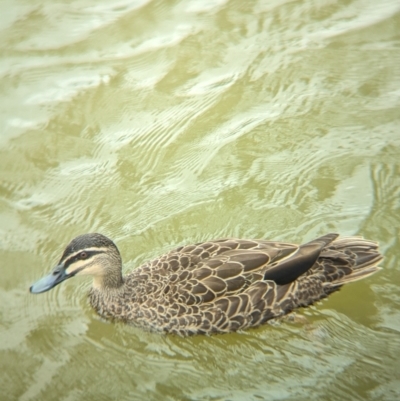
1,1 -> 400,400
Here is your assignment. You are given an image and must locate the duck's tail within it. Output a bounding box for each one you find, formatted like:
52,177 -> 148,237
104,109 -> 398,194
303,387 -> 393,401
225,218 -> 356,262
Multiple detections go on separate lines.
320,236 -> 383,289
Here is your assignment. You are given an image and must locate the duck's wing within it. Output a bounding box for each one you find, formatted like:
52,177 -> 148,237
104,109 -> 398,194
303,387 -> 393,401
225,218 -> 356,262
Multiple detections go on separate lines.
162,233 -> 339,304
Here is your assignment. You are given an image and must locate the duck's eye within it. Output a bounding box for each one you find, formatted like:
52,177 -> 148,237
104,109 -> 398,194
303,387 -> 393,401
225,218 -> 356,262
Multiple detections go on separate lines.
79,251 -> 88,259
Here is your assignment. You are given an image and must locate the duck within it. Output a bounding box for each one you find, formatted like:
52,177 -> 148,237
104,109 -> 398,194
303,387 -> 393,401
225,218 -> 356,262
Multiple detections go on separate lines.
30,232 -> 382,335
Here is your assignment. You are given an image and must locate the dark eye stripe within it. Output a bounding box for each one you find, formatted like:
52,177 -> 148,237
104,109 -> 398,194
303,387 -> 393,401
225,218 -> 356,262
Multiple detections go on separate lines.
63,250 -> 103,269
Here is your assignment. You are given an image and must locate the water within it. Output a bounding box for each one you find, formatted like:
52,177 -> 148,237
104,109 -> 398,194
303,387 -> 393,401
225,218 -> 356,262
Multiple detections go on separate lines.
1,0 -> 400,400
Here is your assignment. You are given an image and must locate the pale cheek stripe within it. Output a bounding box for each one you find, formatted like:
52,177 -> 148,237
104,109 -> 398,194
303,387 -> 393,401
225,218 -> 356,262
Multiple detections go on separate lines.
65,261 -> 91,276
66,261 -> 103,276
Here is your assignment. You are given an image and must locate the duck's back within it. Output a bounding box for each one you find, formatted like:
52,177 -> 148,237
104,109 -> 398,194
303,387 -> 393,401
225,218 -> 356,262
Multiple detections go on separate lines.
89,234 -> 382,335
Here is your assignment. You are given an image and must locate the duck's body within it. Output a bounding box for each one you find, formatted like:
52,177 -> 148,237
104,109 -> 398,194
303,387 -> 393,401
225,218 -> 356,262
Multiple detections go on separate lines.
30,233 -> 382,336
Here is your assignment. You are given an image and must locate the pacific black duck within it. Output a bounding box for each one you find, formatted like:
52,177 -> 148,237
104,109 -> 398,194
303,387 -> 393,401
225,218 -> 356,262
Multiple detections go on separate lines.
30,233 -> 382,335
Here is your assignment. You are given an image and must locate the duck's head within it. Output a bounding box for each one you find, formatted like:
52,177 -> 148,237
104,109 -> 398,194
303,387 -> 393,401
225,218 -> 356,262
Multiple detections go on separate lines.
30,233 -> 123,294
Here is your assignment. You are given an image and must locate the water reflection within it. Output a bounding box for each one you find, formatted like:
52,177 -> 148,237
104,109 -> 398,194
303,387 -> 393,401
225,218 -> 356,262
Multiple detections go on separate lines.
1,0 -> 400,400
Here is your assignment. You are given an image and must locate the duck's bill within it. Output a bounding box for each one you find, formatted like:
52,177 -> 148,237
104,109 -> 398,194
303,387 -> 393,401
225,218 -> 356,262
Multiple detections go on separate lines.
30,264 -> 71,294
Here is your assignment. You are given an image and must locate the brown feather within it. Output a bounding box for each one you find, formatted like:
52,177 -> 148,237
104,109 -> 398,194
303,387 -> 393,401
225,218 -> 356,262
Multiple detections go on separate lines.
31,232 -> 383,335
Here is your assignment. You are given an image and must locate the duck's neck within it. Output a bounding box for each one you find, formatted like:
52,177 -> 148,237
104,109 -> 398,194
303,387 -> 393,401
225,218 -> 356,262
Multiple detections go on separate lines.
92,255 -> 124,291
92,272 -> 124,290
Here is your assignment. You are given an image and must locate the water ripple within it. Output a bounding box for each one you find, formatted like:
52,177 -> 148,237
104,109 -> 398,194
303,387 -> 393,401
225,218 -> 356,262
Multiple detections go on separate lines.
1,0 -> 400,400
